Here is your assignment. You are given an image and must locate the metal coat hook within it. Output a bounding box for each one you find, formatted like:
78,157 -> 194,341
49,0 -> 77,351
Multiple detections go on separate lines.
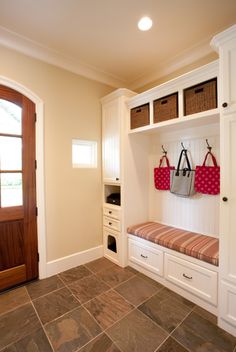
181,142 -> 187,151
161,145 -> 167,155
206,139 -> 212,152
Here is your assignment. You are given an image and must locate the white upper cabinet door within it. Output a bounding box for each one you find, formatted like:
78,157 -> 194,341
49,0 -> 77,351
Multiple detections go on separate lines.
220,113 -> 236,284
102,99 -> 120,183
220,40 -> 236,114
211,25 -> 236,115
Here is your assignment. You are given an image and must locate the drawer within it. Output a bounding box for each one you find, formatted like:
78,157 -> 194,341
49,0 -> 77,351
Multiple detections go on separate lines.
103,206 -> 120,220
103,216 -> 121,232
128,239 -> 163,277
165,253 -> 217,305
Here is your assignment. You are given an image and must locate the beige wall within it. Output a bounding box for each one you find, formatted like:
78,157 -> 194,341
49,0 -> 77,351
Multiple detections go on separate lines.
0,45 -> 113,261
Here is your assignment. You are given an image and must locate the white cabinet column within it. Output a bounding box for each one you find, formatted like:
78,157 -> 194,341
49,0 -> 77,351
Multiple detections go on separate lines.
211,24 -> 236,337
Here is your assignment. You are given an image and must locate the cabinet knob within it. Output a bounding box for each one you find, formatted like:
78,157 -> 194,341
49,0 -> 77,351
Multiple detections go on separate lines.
115,177 -> 119,181
222,102 -> 228,108
222,197 -> 228,202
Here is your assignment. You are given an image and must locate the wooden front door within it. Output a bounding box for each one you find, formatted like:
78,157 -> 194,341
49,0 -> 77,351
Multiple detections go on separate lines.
0,85 -> 38,291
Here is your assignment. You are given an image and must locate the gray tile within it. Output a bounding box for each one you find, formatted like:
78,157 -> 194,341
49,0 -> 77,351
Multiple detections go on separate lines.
79,333 -> 121,352
115,276 -> 158,306
84,290 -> 133,329
59,265 -> 92,285
96,265 -> 135,288
0,303 -> 41,350
193,305 -> 217,325
0,287 -> 30,315
155,288 -> 195,308
85,257 -> 115,273
2,328 -> 53,352
157,337 -> 189,352
33,287 -> 80,324
26,275 -> 65,300
137,272 -> 164,289
173,311 -> 236,352
107,309 -> 168,352
138,289 -> 192,333
69,275 -> 110,303
45,306 -> 102,352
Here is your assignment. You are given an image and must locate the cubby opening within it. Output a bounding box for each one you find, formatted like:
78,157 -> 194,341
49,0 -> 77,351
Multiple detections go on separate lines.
107,235 -> 117,253
104,184 -> 121,206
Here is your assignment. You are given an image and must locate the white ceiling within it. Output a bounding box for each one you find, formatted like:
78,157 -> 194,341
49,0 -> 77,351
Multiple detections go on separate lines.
0,0 -> 236,89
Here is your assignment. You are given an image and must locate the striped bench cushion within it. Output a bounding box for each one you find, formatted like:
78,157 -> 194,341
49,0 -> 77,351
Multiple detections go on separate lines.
127,222 -> 219,266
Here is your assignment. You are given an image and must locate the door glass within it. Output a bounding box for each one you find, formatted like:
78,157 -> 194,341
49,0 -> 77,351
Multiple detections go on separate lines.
1,173 -> 23,207
0,136 -> 22,170
0,99 -> 22,135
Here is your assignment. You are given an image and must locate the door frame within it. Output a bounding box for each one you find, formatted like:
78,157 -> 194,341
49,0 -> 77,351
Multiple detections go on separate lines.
0,75 -> 47,279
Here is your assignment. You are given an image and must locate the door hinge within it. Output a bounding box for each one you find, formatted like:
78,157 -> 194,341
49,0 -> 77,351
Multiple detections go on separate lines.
36,207 -> 38,216
37,252 -> 40,262
34,112 -> 37,122
35,160 -> 37,169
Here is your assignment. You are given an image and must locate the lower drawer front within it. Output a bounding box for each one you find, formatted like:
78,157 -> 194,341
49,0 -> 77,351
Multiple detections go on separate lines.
165,253 -> 217,305
103,216 -> 120,231
128,239 -> 163,277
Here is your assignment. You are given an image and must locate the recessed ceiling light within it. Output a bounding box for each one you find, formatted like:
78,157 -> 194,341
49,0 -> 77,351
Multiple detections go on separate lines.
138,16 -> 153,31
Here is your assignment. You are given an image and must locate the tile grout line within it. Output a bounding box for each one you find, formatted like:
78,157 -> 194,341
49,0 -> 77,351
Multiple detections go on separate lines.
30,300 -> 56,352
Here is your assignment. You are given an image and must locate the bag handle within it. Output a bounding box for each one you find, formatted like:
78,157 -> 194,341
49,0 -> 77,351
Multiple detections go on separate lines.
202,151 -> 218,167
159,155 -> 170,167
176,149 -> 191,176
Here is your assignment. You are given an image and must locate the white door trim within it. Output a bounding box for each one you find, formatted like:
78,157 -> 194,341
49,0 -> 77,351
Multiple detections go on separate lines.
0,75 -> 47,279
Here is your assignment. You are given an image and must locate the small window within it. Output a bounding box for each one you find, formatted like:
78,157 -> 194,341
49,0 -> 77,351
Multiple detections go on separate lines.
72,139 -> 97,168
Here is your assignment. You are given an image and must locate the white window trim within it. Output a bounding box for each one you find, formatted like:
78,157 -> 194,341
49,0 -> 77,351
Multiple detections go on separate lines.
72,139 -> 97,168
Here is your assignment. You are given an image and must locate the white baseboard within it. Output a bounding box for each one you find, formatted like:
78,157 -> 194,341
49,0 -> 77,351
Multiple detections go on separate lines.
46,245 -> 103,277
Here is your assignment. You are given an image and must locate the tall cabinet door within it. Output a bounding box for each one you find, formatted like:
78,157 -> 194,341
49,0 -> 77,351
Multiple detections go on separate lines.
219,113 -> 236,334
212,24 -> 236,336
102,99 -> 120,183
220,113 -> 236,283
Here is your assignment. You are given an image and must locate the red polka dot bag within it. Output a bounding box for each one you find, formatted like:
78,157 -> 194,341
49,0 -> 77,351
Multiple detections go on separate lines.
195,151 -> 220,195
154,155 -> 174,190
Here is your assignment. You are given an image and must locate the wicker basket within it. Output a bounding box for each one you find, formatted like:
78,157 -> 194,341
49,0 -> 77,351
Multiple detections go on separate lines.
130,103 -> 149,129
154,93 -> 178,123
184,78 -> 217,116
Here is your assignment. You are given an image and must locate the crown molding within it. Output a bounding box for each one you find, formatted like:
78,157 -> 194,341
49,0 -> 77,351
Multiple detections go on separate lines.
100,88 -> 136,104
0,25 -> 127,89
128,36 -> 214,90
0,25 -> 220,91
211,24 -> 236,52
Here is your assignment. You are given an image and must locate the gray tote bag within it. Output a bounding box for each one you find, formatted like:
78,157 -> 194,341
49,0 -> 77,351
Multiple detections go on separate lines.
170,149 -> 196,197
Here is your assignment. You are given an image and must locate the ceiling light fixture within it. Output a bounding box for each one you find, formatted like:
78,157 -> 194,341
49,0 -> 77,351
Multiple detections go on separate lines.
138,16 -> 153,31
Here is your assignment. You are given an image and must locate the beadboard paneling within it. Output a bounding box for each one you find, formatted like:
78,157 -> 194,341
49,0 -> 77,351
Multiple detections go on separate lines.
149,124 -> 220,237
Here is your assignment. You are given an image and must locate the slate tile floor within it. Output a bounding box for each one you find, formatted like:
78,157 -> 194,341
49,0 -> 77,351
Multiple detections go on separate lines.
0,257 -> 236,352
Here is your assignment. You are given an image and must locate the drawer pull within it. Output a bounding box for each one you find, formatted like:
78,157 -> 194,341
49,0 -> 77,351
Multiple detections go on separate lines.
109,222 -> 112,226
109,211 -> 112,214
140,254 -> 148,259
183,273 -> 192,280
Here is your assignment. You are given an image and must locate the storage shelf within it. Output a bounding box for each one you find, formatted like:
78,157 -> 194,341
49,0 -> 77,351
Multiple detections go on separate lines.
128,108 -> 220,135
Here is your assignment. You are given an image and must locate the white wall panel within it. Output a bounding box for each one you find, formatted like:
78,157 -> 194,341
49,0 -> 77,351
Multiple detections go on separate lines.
149,124 -> 220,237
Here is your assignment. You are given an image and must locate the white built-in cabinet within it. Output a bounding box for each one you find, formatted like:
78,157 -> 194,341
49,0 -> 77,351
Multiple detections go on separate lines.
211,24 -> 236,337
101,89 -> 136,267
101,24 -> 236,336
